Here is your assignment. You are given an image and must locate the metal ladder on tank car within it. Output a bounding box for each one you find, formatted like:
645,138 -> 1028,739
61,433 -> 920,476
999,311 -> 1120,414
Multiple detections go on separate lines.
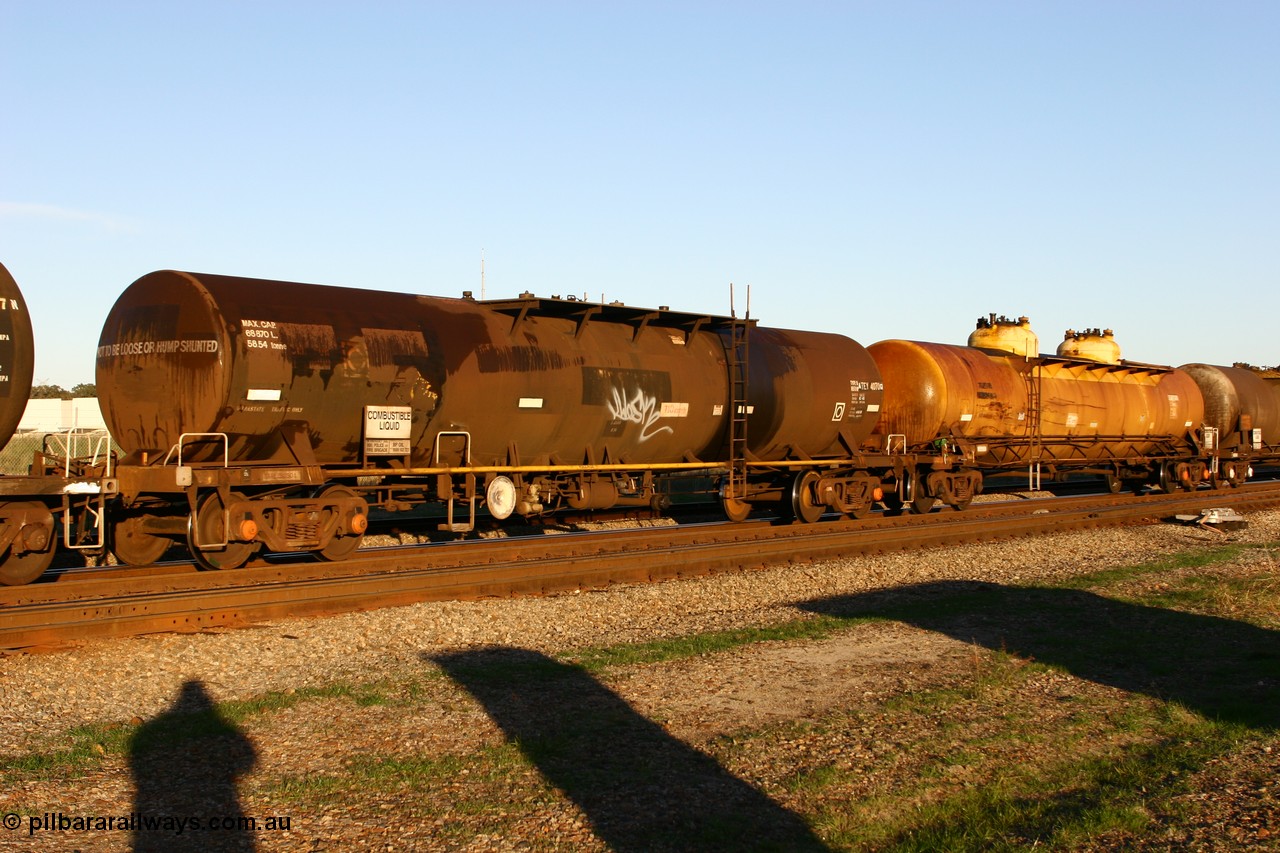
725,288 -> 750,504
1025,363 -> 1043,490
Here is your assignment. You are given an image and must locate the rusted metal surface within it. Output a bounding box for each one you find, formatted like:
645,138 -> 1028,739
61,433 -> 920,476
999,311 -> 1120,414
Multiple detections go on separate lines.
1181,363 -> 1280,448
868,337 -> 1205,465
4,482 -> 1279,652
0,261 -> 35,449
738,326 -> 882,459
96,272 -> 881,468
1036,359 -> 1203,448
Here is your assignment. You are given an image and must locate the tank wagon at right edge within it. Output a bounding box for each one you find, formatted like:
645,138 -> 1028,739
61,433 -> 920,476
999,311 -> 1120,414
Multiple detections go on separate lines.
2,261 -> 1280,586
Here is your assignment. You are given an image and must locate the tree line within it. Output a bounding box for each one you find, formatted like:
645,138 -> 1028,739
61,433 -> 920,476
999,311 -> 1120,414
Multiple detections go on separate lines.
32,384 -> 97,399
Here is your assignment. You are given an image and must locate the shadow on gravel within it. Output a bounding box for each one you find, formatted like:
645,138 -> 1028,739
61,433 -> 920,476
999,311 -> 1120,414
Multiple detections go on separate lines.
130,680 -> 258,852
431,647 -> 829,853
801,581 -> 1280,731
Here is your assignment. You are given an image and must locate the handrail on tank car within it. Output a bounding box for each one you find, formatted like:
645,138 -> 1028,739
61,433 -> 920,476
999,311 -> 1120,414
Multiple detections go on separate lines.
46,428 -> 114,554
164,433 -> 231,469
433,431 -> 472,466
332,461 -> 734,478
45,427 -> 115,478
163,433 -> 233,551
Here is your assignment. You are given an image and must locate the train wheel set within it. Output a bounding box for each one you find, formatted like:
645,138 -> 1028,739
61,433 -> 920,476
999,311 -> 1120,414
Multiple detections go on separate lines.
1,262 -> 1278,584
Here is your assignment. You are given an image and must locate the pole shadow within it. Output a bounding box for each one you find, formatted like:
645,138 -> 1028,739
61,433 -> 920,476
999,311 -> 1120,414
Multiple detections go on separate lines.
430,647 -> 829,853
129,679 -> 258,852
800,581 -> 1280,731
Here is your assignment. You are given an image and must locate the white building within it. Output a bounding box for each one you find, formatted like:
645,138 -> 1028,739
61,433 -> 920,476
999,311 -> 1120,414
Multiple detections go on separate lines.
16,398 -> 107,433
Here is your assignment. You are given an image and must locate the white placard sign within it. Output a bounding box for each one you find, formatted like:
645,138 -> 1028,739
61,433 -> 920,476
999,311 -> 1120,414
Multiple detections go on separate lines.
365,405 -> 413,455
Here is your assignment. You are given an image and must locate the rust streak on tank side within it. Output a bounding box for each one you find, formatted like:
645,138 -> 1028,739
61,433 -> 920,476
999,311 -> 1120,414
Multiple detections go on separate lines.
474,345 -> 572,374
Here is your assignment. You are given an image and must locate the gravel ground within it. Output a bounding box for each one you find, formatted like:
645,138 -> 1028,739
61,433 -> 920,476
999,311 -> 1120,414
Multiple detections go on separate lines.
0,509 -> 1277,851
3,510 -> 1276,752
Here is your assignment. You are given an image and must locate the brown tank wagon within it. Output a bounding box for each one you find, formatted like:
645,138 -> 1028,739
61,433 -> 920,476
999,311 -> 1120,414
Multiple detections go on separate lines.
1180,363 -> 1280,484
0,261 -> 34,448
94,270 -> 888,568
96,271 -> 880,468
0,262 -> 117,585
0,260 -> 47,585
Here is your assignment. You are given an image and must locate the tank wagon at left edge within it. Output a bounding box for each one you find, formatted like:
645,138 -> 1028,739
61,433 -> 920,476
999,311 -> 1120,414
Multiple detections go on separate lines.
2,263 -> 1280,585
0,261 -> 120,584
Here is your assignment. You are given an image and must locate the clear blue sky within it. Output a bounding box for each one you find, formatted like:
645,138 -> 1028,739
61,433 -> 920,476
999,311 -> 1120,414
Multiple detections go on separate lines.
3,1 -> 1277,388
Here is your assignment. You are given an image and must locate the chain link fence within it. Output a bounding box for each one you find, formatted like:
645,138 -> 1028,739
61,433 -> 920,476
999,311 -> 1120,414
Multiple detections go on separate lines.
0,430 -> 121,476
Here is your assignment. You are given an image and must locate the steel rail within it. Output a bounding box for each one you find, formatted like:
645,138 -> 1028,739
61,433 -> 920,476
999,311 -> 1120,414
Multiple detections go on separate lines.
2,484 -> 1277,651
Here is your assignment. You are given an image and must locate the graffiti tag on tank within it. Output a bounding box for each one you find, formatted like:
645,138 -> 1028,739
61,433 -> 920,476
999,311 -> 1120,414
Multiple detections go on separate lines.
582,366 -> 680,442
607,386 -> 675,442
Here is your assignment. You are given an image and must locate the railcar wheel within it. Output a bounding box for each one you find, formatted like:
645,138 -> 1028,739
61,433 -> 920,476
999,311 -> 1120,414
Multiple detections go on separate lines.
187,491 -> 258,571
911,494 -> 938,514
1105,473 -> 1123,494
901,470 -> 936,514
1175,463 -> 1195,492
881,477 -> 907,514
111,514 -> 173,567
316,485 -> 366,562
790,471 -> 824,524
0,502 -> 56,586
721,495 -> 751,523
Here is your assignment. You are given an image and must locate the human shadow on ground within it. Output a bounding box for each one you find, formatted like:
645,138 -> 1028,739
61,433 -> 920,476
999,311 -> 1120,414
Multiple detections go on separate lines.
430,647 -> 829,853
129,679 -> 258,852
801,581 -> 1280,731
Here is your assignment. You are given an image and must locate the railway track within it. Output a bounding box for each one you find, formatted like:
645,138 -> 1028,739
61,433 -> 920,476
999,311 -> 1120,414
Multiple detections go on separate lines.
3,483 -> 1279,652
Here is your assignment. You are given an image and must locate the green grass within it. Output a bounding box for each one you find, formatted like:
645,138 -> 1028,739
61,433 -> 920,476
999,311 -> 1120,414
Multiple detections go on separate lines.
1055,542 -> 1258,590
561,614 -> 855,670
6,536 -> 1278,851
865,713 -> 1242,852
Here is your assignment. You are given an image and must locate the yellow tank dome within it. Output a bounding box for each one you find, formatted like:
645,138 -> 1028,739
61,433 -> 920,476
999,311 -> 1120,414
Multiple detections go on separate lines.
1058,328 -> 1121,364
968,313 -> 1039,358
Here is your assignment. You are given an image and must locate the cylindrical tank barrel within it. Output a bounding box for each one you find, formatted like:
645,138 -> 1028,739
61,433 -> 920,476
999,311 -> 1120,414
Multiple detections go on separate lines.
96,271 -> 881,467
868,339 -> 1203,460
1180,363 -> 1280,446
867,340 -> 1028,444
0,261 -> 35,449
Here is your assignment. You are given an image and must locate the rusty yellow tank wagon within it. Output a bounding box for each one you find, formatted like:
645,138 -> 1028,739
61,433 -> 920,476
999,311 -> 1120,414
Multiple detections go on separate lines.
868,314 -> 1214,508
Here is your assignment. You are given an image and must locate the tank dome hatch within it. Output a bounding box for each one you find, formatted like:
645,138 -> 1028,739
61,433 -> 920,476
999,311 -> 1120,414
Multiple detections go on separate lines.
1057,328 -> 1121,364
967,313 -> 1039,357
